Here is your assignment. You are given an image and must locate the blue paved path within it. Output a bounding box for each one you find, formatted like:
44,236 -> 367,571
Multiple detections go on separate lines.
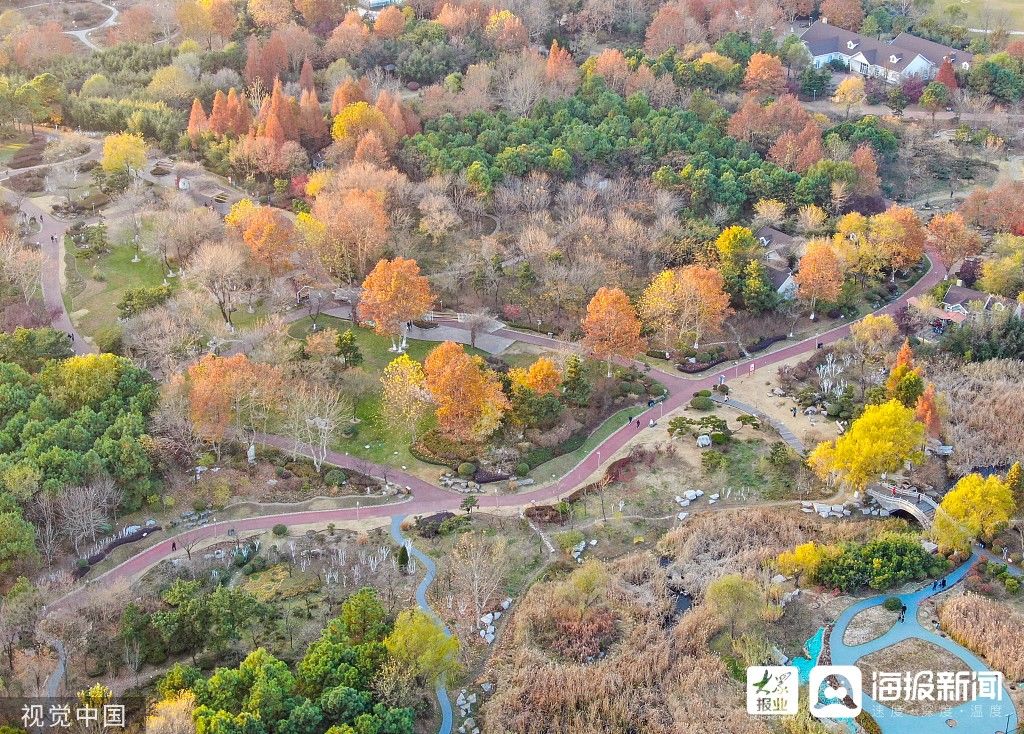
830,554 -> 1018,734
389,516 -> 453,734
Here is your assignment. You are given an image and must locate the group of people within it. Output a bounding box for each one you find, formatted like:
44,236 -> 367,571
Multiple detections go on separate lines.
632,417 -> 656,429
893,578 -> 949,623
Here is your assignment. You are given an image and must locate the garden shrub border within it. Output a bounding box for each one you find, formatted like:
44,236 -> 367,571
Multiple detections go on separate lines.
676,356 -> 728,373
748,335 -> 787,353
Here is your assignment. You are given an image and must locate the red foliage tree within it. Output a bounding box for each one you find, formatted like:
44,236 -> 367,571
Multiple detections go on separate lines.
935,59 -> 958,92
820,0 -> 863,30
768,120 -> 823,173
728,93 -> 810,152
850,144 -> 881,198
299,57 -> 315,91
298,88 -> 329,148
187,98 -> 208,142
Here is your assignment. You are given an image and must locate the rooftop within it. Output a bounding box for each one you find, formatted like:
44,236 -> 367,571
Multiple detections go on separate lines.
799,21 -> 969,73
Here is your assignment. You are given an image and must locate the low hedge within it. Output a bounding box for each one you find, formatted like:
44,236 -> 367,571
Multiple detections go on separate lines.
748,335 -> 787,353
410,430 -> 479,468
506,320 -> 559,335
676,356 -> 728,373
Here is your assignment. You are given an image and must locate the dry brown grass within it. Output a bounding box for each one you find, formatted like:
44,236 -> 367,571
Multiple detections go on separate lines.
657,508 -> 881,597
482,555 -> 772,734
938,593 -> 1024,680
930,358 -> 1024,476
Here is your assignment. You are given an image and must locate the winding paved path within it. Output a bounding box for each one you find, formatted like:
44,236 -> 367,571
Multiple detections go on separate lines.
56,255 -> 946,601
829,555 -> 1019,734
1,136 -> 99,354
388,516 -> 454,734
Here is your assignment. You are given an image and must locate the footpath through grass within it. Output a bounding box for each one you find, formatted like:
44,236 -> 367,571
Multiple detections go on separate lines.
65,241 -> 166,339
528,407 -> 638,482
289,315 -> 487,481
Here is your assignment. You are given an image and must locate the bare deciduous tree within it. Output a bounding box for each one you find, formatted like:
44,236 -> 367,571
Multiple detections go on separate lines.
187,240 -> 249,326
32,493 -> 62,569
0,233 -> 43,304
449,531 -> 509,633
283,382 -> 354,471
57,478 -> 123,555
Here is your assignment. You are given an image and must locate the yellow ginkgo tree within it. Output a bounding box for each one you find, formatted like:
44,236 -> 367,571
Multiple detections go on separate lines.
932,473 -> 1015,553
808,400 -> 925,491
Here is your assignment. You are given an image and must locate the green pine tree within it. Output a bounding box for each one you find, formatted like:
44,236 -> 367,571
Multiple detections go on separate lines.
561,354 -> 590,406
397,544 -> 409,571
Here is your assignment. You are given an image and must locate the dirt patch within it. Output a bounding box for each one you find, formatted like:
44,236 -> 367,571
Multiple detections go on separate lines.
843,605 -> 897,645
724,351 -> 841,449
16,1 -> 110,32
857,639 -> 972,715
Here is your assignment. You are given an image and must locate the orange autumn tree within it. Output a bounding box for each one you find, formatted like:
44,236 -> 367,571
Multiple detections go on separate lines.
885,338 -> 917,393
582,287 -> 646,377
183,354 -> 283,459
424,341 -> 509,442
509,357 -> 562,396
795,240 -> 843,319
742,52 -> 787,96
916,383 -> 941,438
331,78 -> 369,115
869,206 -> 926,281
927,211 -> 982,271
187,98 -> 208,142
239,206 -> 295,275
639,265 -> 732,350
358,257 -> 434,351
373,5 -> 406,38
300,187 -> 390,279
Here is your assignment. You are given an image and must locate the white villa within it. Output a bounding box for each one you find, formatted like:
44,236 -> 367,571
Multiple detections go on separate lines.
799,20 -> 973,84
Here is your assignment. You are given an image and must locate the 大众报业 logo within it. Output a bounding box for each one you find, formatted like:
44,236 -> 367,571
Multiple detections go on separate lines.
747,666 -> 799,716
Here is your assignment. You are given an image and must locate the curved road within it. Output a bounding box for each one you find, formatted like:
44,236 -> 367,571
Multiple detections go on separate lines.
829,555 -> 1019,734
58,255 -> 946,601
15,0 -> 120,51
1,138 -> 99,355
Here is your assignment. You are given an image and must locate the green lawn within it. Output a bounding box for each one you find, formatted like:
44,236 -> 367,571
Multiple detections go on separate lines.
931,0 -> 1024,29
287,315 -> 485,372
0,140 -> 26,165
288,316 -> 488,479
66,242 -> 167,338
528,407 -> 637,481
712,439 -> 798,500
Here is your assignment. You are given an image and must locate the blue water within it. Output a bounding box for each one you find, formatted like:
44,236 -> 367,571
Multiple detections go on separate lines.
792,627 -> 825,683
